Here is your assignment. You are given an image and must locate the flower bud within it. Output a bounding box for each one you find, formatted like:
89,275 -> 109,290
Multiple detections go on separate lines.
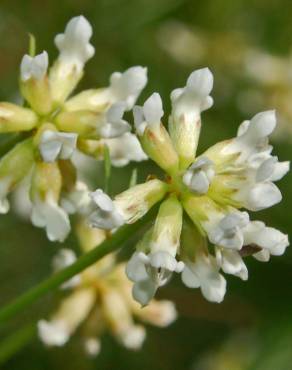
50,16 -> 95,104
126,196 -> 184,306
0,103 -> 38,133
133,93 -> 179,174
64,66 -> 148,112
30,161 -> 70,242
56,103 -> 130,140
169,68 -> 213,169
114,179 -> 168,224
38,287 -> 96,346
0,138 -> 34,213
20,51 -> 53,115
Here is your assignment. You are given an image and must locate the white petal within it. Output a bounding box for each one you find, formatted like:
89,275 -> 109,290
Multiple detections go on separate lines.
126,252 -> 149,282
31,199 -> 71,242
90,189 -> 114,212
103,133 -> 147,167
120,325 -> 146,350
109,66 -> 148,110
181,265 -> 201,288
270,161 -> 290,181
186,68 -> 214,97
55,15 -> 94,70
39,130 -> 77,162
89,189 -> 125,230
253,249 -> 270,262
20,51 -> 48,81
149,251 -> 179,272
216,248 -> 248,281
249,110 -> 276,138
246,182 -> 282,211
132,279 -> 158,306
38,319 -> 69,346
143,93 -> 164,126
201,273 -> 226,303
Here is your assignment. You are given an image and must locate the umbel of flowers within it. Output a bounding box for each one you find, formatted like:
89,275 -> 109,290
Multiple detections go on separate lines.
38,221 -> 177,354
89,68 -> 289,305
0,16 -> 147,242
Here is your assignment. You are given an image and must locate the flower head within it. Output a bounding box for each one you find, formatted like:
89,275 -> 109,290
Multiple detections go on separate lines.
0,16 -> 147,242
91,68 -> 289,305
38,222 -> 177,353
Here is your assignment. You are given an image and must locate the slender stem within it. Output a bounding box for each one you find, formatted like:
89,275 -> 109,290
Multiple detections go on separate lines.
0,207 -> 157,324
0,324 -> 36,365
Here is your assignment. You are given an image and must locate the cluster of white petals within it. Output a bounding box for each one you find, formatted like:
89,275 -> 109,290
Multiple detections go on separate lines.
91,67 -> 289,306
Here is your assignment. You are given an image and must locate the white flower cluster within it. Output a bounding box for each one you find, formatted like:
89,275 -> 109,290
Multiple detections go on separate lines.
38,224 -> 177,353
0,16 -> 148,242
90,68 -> 289,306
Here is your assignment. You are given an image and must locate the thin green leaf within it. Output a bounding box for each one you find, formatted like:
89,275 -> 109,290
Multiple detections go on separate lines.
28,33 -> 36,57
103,144 -> 111,193
129,168 -> 138,188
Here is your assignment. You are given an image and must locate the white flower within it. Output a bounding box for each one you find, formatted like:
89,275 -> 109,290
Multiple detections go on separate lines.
54,15 -> 95,71
38,287 -> 96,347
39,130 -> 78,162
208,212 -> 250,250
126,251 -> 184,306
183,156 -> 215,194
20,51 -> 49,81
99,102 -> 131,138
88,189 -> 125,230
170,67 -> 213,122
120,325 -> 146,350
181,252 -> 226,303
133,92 -> 164,135
0,177 -> 11,214
61,181 -> 91,215
243,221 -> 289,257
109,66 -> 148,110
31,195 -> 71,242
38,319 -> 69,347
216,247 -> 248,280
102,132 -> 147,167
52,249 -> 81,289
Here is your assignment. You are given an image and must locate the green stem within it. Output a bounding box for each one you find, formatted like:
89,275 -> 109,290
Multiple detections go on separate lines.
0,207 -> 157,324
0,324 -> 36,365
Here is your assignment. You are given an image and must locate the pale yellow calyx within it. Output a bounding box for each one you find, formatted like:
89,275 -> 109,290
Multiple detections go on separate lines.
168,114 -> 201,170
182,194 -> 224,235
55,110 -> 102,138
31,161 -> 62,202
0,103 -> 38,133
140,124 -> 179,175
114,179 -> 169,224
64,88 -> 109,112
151,195 -> 183,256
20,76 -> 53,116
0,138 -> 35,188
49,60 -> 84,105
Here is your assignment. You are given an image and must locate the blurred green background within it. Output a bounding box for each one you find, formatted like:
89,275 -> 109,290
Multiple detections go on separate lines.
0,0 -> 292,369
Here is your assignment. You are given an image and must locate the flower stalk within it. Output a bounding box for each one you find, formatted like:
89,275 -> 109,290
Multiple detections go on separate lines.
0,206 -> 158,324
